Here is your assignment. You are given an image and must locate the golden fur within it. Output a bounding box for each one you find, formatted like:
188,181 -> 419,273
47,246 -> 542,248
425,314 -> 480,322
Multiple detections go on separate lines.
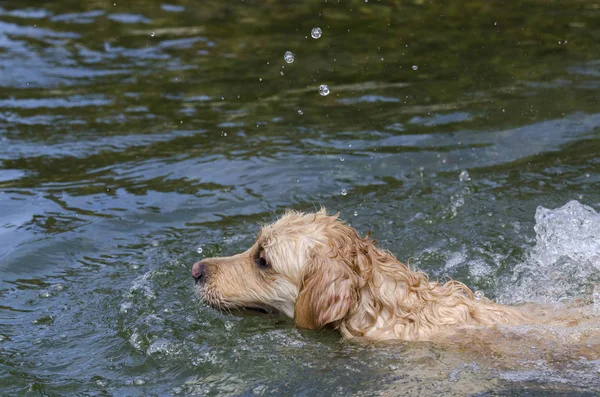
194,209 -> 527,341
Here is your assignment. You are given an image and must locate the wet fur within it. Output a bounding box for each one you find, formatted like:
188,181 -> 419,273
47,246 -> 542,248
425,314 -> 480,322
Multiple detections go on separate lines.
195,209 -> 526,341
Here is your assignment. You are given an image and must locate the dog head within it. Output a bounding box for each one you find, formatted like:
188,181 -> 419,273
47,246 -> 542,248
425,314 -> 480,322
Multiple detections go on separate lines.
193,210 -> 368,329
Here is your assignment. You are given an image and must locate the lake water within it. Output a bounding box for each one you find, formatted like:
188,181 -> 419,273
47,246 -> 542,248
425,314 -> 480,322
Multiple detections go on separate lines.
1,1 -> 600,395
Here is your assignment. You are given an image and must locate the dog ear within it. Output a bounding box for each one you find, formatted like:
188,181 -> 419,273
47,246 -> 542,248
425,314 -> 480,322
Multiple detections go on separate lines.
294,246 -> 357,330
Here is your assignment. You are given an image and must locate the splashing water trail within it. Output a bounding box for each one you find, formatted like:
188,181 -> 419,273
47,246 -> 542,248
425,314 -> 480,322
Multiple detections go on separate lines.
498,201 -> 600,304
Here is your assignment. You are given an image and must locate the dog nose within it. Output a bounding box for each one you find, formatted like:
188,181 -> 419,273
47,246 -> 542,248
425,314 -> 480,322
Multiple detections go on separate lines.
192,261 -> 207,284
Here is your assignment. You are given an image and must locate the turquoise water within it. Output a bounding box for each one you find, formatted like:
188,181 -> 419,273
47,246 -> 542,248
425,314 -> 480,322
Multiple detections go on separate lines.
1,1 -> 599,395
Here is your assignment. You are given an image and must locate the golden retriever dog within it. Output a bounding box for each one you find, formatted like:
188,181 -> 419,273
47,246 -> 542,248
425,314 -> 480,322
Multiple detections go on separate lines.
192,209 -> 535,341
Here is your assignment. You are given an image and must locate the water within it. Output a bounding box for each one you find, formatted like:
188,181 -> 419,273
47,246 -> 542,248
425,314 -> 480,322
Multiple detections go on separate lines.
311,27 -> 322,39
1,0 -> 599,395
319,84 -> 330,96
284,51 -> 295,64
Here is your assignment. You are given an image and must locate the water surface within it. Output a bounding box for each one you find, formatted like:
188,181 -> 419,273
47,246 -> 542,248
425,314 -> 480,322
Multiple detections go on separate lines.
1,1 -> 600,395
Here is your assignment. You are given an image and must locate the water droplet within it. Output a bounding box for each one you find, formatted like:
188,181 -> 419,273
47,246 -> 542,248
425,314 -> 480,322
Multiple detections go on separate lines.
197,247 -> 203,254
474,291 -> 485,301
311,27 -> 322,39
585,173 -> 590,178
319,84 -> 330,96
353,211 -> 358,216
340,189 -> 347,196
340,157 -> 345,162
412,65 -> 419,71
259,77 -> 262,81
298,109 -> 303,115
284,51 -> 295,63
459,170 -> 471,182
150,32 -> 155,37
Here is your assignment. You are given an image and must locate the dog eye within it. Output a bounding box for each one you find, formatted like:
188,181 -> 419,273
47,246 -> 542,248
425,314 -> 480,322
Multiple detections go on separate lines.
254,249 -> 270,269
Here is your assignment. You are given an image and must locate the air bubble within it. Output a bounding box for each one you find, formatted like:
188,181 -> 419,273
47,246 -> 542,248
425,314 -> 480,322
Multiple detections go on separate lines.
412,65 -> 418,70
39,291 -> 52,298
474,291 -> 485,300
311,27 -> 322,39
341,189 -> 347,196
340,157 -> 345,162
319,84 -> 330,96
353,211 -> 358,216
197,247 -> 203,254
284,51 -> 295,63
150,32 -> 155,37
298,109 -> 303,115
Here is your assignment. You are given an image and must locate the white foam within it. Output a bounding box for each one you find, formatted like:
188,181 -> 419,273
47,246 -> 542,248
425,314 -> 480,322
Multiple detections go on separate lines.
499,200 -> 600,304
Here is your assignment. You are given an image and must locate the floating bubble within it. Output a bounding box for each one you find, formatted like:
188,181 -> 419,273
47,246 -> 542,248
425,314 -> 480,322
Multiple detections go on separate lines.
311,27 -> 322,39
341,189 -> 347,196
197,247 -> 203,254
474,290 -> 485,300
134,378 -> 146,386
412,65 -> 418,70
298,109 -> 303,115
340,157 -> 345,162
319,84 -> 330,96
459,170 -> 471,182
150,32 -> 155,37
39,291 -> 52,298
284,51 -> 295,63
96,379 -> 108,387
353,211 -> 358,216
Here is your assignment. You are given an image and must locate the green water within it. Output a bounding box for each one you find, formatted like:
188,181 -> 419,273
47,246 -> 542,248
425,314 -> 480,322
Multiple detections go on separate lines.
1,1 -> 599,395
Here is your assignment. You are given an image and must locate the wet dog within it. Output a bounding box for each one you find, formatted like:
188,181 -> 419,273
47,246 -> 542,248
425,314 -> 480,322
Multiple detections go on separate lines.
192,209 -> 528,341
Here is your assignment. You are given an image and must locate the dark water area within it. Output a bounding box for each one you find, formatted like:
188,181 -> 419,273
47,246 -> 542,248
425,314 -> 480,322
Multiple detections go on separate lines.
1,0 -> 599,395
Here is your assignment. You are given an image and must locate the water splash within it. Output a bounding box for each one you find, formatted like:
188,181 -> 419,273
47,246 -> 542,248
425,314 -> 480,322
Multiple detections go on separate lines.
498,201 -> 600,304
